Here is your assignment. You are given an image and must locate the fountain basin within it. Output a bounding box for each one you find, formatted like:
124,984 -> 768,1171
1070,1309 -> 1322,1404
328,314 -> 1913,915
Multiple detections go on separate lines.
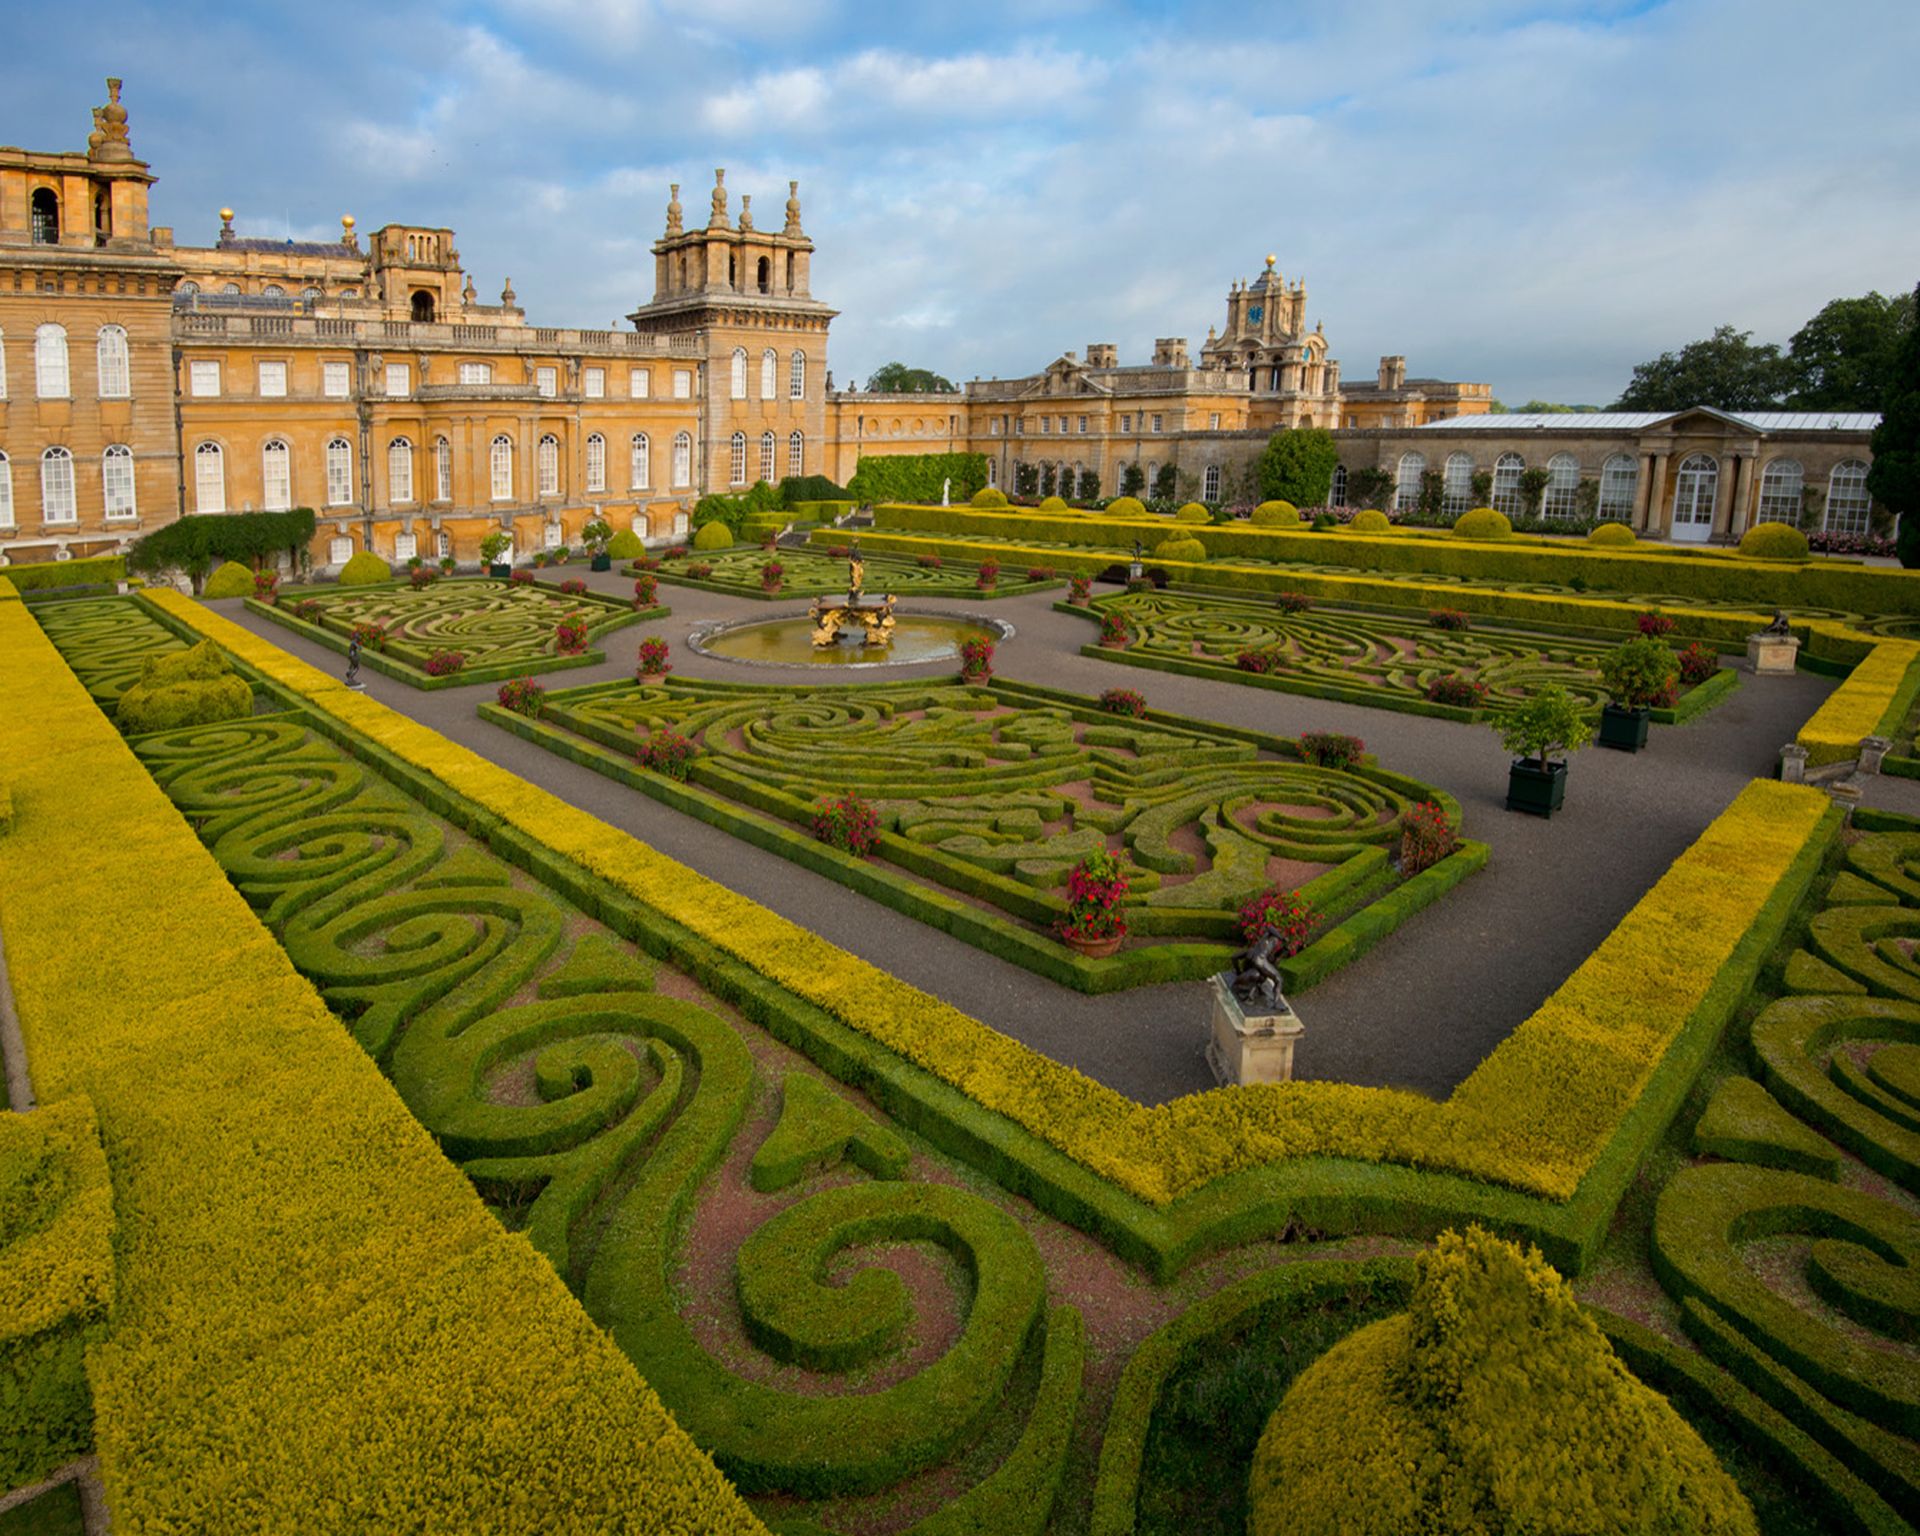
688,610 -> 1012,668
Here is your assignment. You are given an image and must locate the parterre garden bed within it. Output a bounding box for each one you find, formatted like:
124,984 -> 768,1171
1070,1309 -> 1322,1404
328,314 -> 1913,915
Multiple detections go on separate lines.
480,673 -> 1486,993
649,546 -> 1061,601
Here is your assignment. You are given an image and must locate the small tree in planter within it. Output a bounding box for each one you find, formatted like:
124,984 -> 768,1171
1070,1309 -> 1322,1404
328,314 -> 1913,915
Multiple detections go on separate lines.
1497,686 -> 1591,817
958,636 -> 994,682
812,792 -> 881,857
633,573 -> 659,610
1596,636 -> 1680,752
1056,849 -> 1130,957
580,517 -> 614,571
554,612 -> 590,655
1098,611 -> 1133,648
637,637 -> 672,677
439,554 -> 457,576
1068,575 -> 1091,605
480,531 -> 513,577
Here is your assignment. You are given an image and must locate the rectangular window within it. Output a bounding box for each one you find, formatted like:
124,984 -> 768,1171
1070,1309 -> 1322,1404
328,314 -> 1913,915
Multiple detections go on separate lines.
435,439 -> 452,501
458,361 -> 492,385
262,447 -> 291,510
630,368 -> 650,398
190,360 -> 221,398
327,442 -> 354,506
258,361 -> 287,397
1040,417 -> 1050,434
385,363 -> 409,397
1151,414 -> 1163,433
989,418 -> 1000,436
103,449 -> 136,518
1077,415 -> 1088,434
1209,412 -> 1220,430
1120,414 -> 1132,433
536,366 -> 558,398
1058,416 -> 1068,434
394,531 -> 417,563
672,368 -> 692,399
1015,419 -> 1024,437
584,367 -> 604,399
329,536 -> 353,566
323,360 -> 351,398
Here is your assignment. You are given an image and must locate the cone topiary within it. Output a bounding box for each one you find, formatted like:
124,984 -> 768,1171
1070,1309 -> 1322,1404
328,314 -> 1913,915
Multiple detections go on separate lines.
1738,522 -> 1811,561
1451,506 -> 1513,541
1252,500 -> 1300,526
1175,502 -> 1211,523
202,561 -> 257,598
692,519 -> 733,551
970,486 -> 1009,508
1349,508 -> 1392,533
1105,496 -> 1146,519
1246,1227 -> 1757,1536
1155,536 -> 1207,563
337,550 -> 392,586
606,529 -> 644,560
1588,521 -> 1637,547
1038,494 -> 1069,511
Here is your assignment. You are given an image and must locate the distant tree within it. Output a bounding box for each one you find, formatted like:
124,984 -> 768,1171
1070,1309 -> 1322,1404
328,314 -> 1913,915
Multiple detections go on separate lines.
1255,427 -> 1339,507
1120,461 -> 1145,497
1868,285 -> 1920,567
1078,467 -> 1101,501
1612,325 -> 1795,412
1152,463 -> 1178,501
1516,400 -> 1601,414
1347,466 -> 1394,511
1789,289 -> 1916,412
864,361 -> 958,393
1518,467 -> 1552,517
1039,463 -> 1057,498
1014,461 -> 1039,497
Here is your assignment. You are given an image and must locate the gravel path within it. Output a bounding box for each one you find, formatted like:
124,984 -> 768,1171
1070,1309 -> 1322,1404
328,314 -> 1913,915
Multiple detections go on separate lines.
208,573 -> 1836,1107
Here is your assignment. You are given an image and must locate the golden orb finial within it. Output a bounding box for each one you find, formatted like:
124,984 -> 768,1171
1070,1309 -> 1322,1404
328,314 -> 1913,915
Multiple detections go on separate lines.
342,214 -> 355,229
220,207 -> 234,222
1265,253 -> 1276,269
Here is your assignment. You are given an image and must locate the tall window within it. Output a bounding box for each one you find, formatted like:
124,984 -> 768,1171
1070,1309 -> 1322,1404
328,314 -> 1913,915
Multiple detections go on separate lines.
730,348 -> 747,400
0,452 -> 11,527
1543,453 -> 1581,518
729,431 -> 747,485
384,362 -> 410,397
40,447 -> 76,523
323,360 -> 350,398
584,366 -> 605,399
1672,453 -> 1719,532
985,457 -> 997,489
760,349 -> 777,400
1826,460 -> 1872,536
388,438 -> 414,503
326,437 -> 354,506
672,431 -> 692,487
673,368 -> 692,400
1490,453 -> 1525,516
35,324 -> 69,398
1330,463 -> 1348,507
788,430 -> 804,477
0,329 -> 8,400
189,360 -> 221,398
537,434 -> 560,496
1394,452 -> 1425,513
262,440 -> 293,511
1442,454 -> 1473,515
96,325 -> 130,398
1756,459 -> 1803,525
1203,464 -> 1221,501
194,441 -> 225,513
434,437 -> 452,501
535,366 -> 557,398
30,188 -> 58,244
257,361 -> 287,398
631,433 -> 650,489
491,435 -> 514,501
1598,455 -> 1638,521
629,368 -> 650,398
789,350 -> 805,399
103,445 -> 136,519
759,431 -> 775,484
586,433 -> 606,493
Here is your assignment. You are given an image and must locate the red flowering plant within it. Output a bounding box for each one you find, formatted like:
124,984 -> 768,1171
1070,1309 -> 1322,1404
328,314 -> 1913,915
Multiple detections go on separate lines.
1299,731 -> 1364,770
253,569 -> 279,599
1098,611 -> 1133,647
812,792 -> 881,857
291,598 -> 326,624
1125,576 -> 1156,594
408,566 -> 438,591
760,560 -> 784,591
637,726 -> 698,780
958,637 -> 994,682
1056,849 -> 1131,945
827,545 -> 850,559
1676,642 -> 1718,686
976,560 -> 1001,589
633,573 -> 659,609
511,569 -> 536,586
1275,591 -> 1313,614
1026,566 -> 1055,583
635,554 -> 663,572
1429,608 -> 1471,631
1237,649 -> 1280,674
664,545 -> 688,560
1237,887 -> 1317,956
1425,673 -> 1487,708
1398,800 -> 1457,876
560,578 -> 589,596
496,677 -> 546,717
1099,687 -> 1147,718
1636,610 -> 1676,638
917,554 -> 944,570
350,621 -> 388,652
686,562 -> 714,580
1068,575 -> 1092,604
554,612 -> 590,655
423,650 -> 466,677
636,637 -> 672,677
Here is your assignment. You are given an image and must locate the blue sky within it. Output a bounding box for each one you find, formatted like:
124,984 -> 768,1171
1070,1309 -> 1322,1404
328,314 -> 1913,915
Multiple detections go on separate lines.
7,0 -> 1916,402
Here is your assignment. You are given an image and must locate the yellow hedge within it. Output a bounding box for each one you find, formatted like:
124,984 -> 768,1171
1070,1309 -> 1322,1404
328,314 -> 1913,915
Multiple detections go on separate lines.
0,597 -> 763,1534
202,560 -> 256,598
149,593 -> 1834,1215
1797,636 -> 1920,766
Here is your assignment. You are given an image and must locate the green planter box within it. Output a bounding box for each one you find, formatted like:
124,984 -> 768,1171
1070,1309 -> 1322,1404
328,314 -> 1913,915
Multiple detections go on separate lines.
1597,704 -> 1650,752
1507,759 -> 1568,817
591,554 -> 612,571
489,562 -> 511,578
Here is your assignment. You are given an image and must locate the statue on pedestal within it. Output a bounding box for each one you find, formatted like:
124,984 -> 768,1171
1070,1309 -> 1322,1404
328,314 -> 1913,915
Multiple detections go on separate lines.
345,635 -> 364,690
1229,930 -> 1287,1012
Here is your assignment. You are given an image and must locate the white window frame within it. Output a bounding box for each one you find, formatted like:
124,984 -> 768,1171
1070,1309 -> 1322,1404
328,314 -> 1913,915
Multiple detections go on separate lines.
760,349 -> 776,401
1395,452 -> 1426,513
536,366 -> 558,399
194,441 -> 226,513
1825,460 -> 1872,537
388,438 -> 414,504
672,431 -> 691,487
789,350 -> 805,399
96,325 -> 130,399
673,368 -> 692,400
35,324 -> 69,399
189,359 -> 221,398
490,435 -> 514,502
584,366 -> 605,399
434,437 -> 452,502
322,360 -> 351,399
586,433 -> 606,493
1756,459 -> 1804,525
40,446 -> 76,523
1203,464 -> 1221,501
458,361 -> 492,385
629,367 -> 650,398
788,430 -> 804,478
1543,453 -> 1581,519
729,431 -> 747,485
262,439 -> 293,511
1040,416 -> 1051,435
1598,455 -> 1638,521
393,531 -> 417,563
537,434 -> 560,497
257,360 -> 288,399
0,452 -> 12,527
1490,453 -> 1525,517
384,362 -> 410,397
326,437 -> 354,507
329,535 -> 353,566
759,430 -> 775,484
1442,453 -> 1474,516
631,433 -> 650,489
102,445 -> 136,520
1151,413 -> 1163,433
730,348 -> 748,400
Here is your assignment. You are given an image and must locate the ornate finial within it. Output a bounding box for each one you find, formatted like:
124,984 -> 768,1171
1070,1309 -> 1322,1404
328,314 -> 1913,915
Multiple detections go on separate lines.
501,276 -> 517,305
1265,253 -> 1276,269
219,207 -> 235,243
739,193 -> 753,231
89,77 -> 133,163
462,271 -> 476,304
665,182 -> 683,235
708,168 -> 730,229
340,213 -> 357,249
784,179 -> 803,234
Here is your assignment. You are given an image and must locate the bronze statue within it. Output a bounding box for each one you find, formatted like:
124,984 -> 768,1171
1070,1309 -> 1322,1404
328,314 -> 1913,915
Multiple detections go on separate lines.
345,634 -> 363,689
1229,930 -> 1287,1012
1764,608 -> 1792,636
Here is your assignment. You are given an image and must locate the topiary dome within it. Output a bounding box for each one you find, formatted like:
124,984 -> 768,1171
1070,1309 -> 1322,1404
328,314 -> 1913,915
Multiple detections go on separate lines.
1038,494 -> 1070,511
1154,536 -> 1207,563
1174,503 -> 1211,523
1588,522 -> 1637,547
606,529 -> 645,560
1105,496 -> 1147,519
1452,507 -> 1514,541
202,561 -> 257,598
1247,1226 -> 1756,1536
1739,522 -> 1811,561
970,486 -> 1009,508
337,550 -> 392,586
1348,508 -> 1392,533
692,519 -> 734,551
1252,500 -> 1300,526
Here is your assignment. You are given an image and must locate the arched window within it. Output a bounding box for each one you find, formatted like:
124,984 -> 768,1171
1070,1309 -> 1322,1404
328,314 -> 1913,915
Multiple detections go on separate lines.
1597,454 -> 1637,521
790,349 -> 805,399
40,447 -> 76,523
301,287 -> 322,307
262,440 -> 293,511
221,282 -> 241,296
103,445 -> 136,519
730,347 -> 747,400
1756,459 -> 1804,525
631,433 -> 650,489
1394,452 -> 1425,512
760,348 -> 777,401
175,280 -> 199,300
434,437 -> 452,502
788,430 -> 804,478
326,437 -> 354,506
388,438 -> 414,503
757,256 -> 770,294
672,431 -> 692,488
1442,453 -> 1473,515
1489,452 -> 1525,516
491,435 -> 514,502
194,441 -> 225,514
586,432 -> 606,493
1330,463 -> 1348,507
30,188 -> 58,245
0,452 -> 12,528
263,284 -> 285,300
759,430 -> 776,484
1203,464 -> 1222,501
1826,459 -> 1873,536
96,325 -> 130,399
986,457 -> 998,489
1671,453 -> 1718,537
1543,453 -> 1581,518
537,434 -> 560,497
410,290 -> 435,323
729,431 -> 747,485
35,324 -> 69,399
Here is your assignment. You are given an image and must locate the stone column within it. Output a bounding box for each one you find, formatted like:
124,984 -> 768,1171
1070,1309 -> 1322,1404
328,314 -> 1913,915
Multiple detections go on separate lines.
1633,453 -> 1655,528
1646,452 -> 1670,536
1728,453 -> 1755,539
1711,454 -> 1735,540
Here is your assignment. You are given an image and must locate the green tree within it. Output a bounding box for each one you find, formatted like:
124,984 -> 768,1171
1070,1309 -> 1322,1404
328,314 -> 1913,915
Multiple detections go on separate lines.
1255,427 -> 1340,507
1516,400 -> 1600,413
864,361 -> 958,393
1119,461 -> 1145,497
1868,285 -> 1920,567
1789,289 -> 1916,411
1612,325 -> 1794,411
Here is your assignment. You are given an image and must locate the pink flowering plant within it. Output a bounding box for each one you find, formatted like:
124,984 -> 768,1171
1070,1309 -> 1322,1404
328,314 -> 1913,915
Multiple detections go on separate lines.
1237,887 -> 1317,956
560,578 -> 589,596
554,612 -> 590,655
637,637 -> 672,677
1399,800 -> 1457,876
1056,849 -> 1131,944
1099,687 -> 1147,718
811,792 -> 881,857
959,637 -> 994,682
637,727 -> 699,780
1068,575 -> 1091,605
496,677 -> 546,717
633,573 -> 659,609
423,650 -> 466,677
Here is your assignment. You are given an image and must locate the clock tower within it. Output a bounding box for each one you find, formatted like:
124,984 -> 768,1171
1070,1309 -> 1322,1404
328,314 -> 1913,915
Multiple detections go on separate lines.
1200,255 -> 1338,429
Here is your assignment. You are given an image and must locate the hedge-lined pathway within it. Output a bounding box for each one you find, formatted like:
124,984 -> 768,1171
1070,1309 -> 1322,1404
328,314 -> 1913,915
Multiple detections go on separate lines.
210,573 -> 1840,1107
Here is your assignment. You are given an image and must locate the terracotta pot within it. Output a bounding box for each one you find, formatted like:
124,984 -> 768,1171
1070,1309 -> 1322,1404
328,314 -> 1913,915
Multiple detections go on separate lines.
1062,932 -> 1123,959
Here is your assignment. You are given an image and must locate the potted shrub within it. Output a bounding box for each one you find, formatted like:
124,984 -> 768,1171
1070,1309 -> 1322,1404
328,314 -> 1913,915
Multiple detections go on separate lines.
637,636 -> 672,677
496,677 -> 545,717
554,611 -> 590,655
812,792 -> 881,857
1497,685 -> 1591,817
438,554 -> 457,576
1097,611 -> 1132,648
1068,575 -> 1091,605
581,517 -> 614,572
1056,850 -> 1130,958
1099,687 -> 1147,717
633,573 -> 659,609
1596,636 -> 1680,752
637,726 -> 698,780
958,636 -> 994,682
480,531 -> 513,578
1238,887 -> 1317,959
760,559 -> 784,593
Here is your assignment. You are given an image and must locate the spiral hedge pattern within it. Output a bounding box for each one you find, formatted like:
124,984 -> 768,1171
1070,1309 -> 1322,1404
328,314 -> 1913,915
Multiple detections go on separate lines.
106,700 -> 1083,1519
33,597 -> 187,708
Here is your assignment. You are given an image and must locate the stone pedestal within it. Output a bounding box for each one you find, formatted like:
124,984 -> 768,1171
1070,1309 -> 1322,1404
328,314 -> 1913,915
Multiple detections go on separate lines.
1859,736 -> 1892,775
1207,974 -> 1304,1087
1778,743 -> 1809,783
1747,632 -> 1801,675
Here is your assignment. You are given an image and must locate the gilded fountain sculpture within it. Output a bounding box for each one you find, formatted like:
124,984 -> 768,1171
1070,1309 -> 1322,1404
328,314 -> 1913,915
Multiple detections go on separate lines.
809,542 -> 897,649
